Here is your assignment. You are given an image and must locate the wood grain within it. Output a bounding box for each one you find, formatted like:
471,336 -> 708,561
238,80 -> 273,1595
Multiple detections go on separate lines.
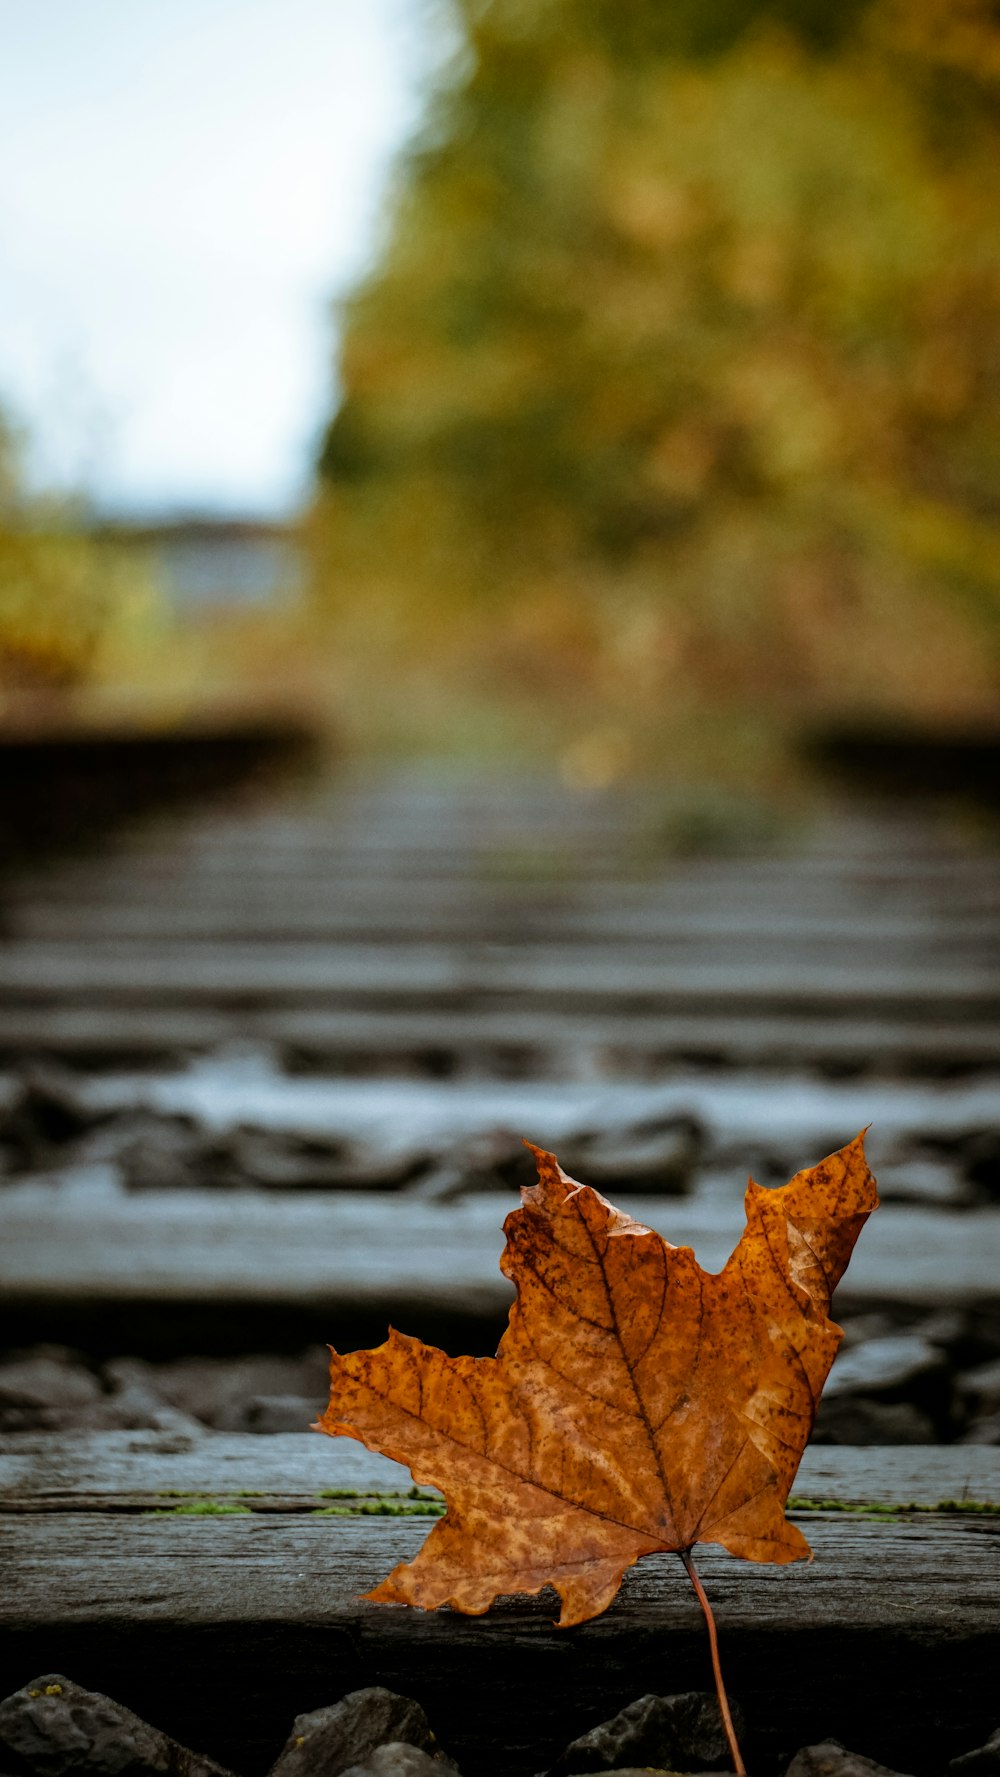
1,1456 -> 997,1777
3,1186 -> 998,1307
0,940 -> 994,1004
1,1433 -> 997,1509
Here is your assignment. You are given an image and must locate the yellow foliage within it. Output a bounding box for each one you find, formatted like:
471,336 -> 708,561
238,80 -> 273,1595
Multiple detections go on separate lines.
0,414 -> 164,712
309,0 -> 1000,761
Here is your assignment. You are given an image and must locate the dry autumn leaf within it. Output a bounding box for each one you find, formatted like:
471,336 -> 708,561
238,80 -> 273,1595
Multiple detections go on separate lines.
317,1133 -> 878,1629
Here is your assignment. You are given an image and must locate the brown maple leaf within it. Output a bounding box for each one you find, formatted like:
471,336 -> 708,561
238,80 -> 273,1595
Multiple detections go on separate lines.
317,1133 -> 877,1629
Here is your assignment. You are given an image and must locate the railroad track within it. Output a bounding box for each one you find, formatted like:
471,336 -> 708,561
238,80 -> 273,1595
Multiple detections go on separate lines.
1,1436 -> 997,1777
1,768 -> 998,1776
1,767 -> 998,1331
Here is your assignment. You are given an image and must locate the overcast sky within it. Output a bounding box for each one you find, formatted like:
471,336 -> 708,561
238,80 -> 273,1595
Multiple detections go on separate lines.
0,0 -> 430,516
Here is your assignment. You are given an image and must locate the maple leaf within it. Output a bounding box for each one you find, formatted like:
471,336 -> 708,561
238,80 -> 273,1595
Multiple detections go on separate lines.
317,1133 -> 878,1629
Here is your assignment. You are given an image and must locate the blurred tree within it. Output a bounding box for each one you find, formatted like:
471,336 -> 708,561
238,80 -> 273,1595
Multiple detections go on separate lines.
310,0 -> 1000,757
0,407 -> 159,710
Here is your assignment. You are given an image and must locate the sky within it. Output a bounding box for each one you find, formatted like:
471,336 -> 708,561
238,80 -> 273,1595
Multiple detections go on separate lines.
0,0 -> 432,517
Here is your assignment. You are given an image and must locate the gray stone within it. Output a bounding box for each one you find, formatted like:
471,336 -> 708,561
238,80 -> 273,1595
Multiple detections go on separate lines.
0,1069 -> 99,1171
836,1314 -> 899,1350
866,1159 -> 973,1208
217,1394 -> 318,1434
910,1310 -> 967,1352
963,1130 -> 1000,1202
112,1118 -> 428,1195
824,1336 -> 947,1401
111,1113 -> 363,1194
0,1357 -> 204,1437
409,1130 -> 532,1201
95,1363 -> 202,1434
951,1726 -> 1000,1772
317,1143 -> 431,1193
0,1351 -> 101,1411
340,1747 -> 455,1777
70,1112 -> 164,1168
546,1693 -> 741,1777
811,1396 -> 936,1445
122,1145 -> 202,1194
0,1674 -> 234,1777
218,1128 -> 351,1192
784,1743 -> 913,1776
407,1165 -> 470,1205
268,1689 -> 447,1777
114,1117 -> 204,1194
958,1357 -> 1000,1416
121,1353 -> 327,1429
560,1115 -> 702,1196
422,1117 -> 703,1201
0,1351 -> 103,1432
959,1411 -> 1000,1446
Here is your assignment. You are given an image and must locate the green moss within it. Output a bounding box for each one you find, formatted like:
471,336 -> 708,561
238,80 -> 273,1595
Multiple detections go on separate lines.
146,1499 -> 252,1517
929,1499 -> 1000,1515
146,1489 -> 994,1523
314,1499 -> 446,1518
317,1485 -> 444,1513
144,1487 -> 445,1516
789,1497 -> 999,1518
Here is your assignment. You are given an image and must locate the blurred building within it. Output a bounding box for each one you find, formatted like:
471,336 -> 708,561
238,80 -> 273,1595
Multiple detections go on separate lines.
100,519 -> 300,612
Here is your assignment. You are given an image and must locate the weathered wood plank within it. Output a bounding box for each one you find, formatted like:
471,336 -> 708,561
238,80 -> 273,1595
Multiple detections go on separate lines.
2,1437 -> 996,1776
0,1007 -> 996,1071
10,879 -> 999,931
1,1434 -> 996,1510
0,1432 -> 413,1506
10,904 -> 996,948
1,942 -> 995,1005
70,1066 -> 1000,1147
3,1186 -> 999,1307
1,1506 -> 996,1777
0,1062 -> 990,1181
5,1512 -> 996,1631
11,840 -> 999,880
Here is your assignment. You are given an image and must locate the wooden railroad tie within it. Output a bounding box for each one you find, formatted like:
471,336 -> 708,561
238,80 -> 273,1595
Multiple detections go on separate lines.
1,1436 -> 997,1777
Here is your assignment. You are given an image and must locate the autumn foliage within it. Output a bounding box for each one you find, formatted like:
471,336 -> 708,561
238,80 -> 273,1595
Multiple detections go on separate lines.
309,0 -> 1000,754
318,1135 -> 878,1627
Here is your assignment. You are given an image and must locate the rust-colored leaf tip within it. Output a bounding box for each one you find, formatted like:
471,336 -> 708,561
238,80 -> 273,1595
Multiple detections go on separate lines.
316,1133 -> 878,1626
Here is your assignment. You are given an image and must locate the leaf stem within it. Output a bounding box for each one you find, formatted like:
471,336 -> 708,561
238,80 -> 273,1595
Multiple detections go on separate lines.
679,1548 -> 746,1776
